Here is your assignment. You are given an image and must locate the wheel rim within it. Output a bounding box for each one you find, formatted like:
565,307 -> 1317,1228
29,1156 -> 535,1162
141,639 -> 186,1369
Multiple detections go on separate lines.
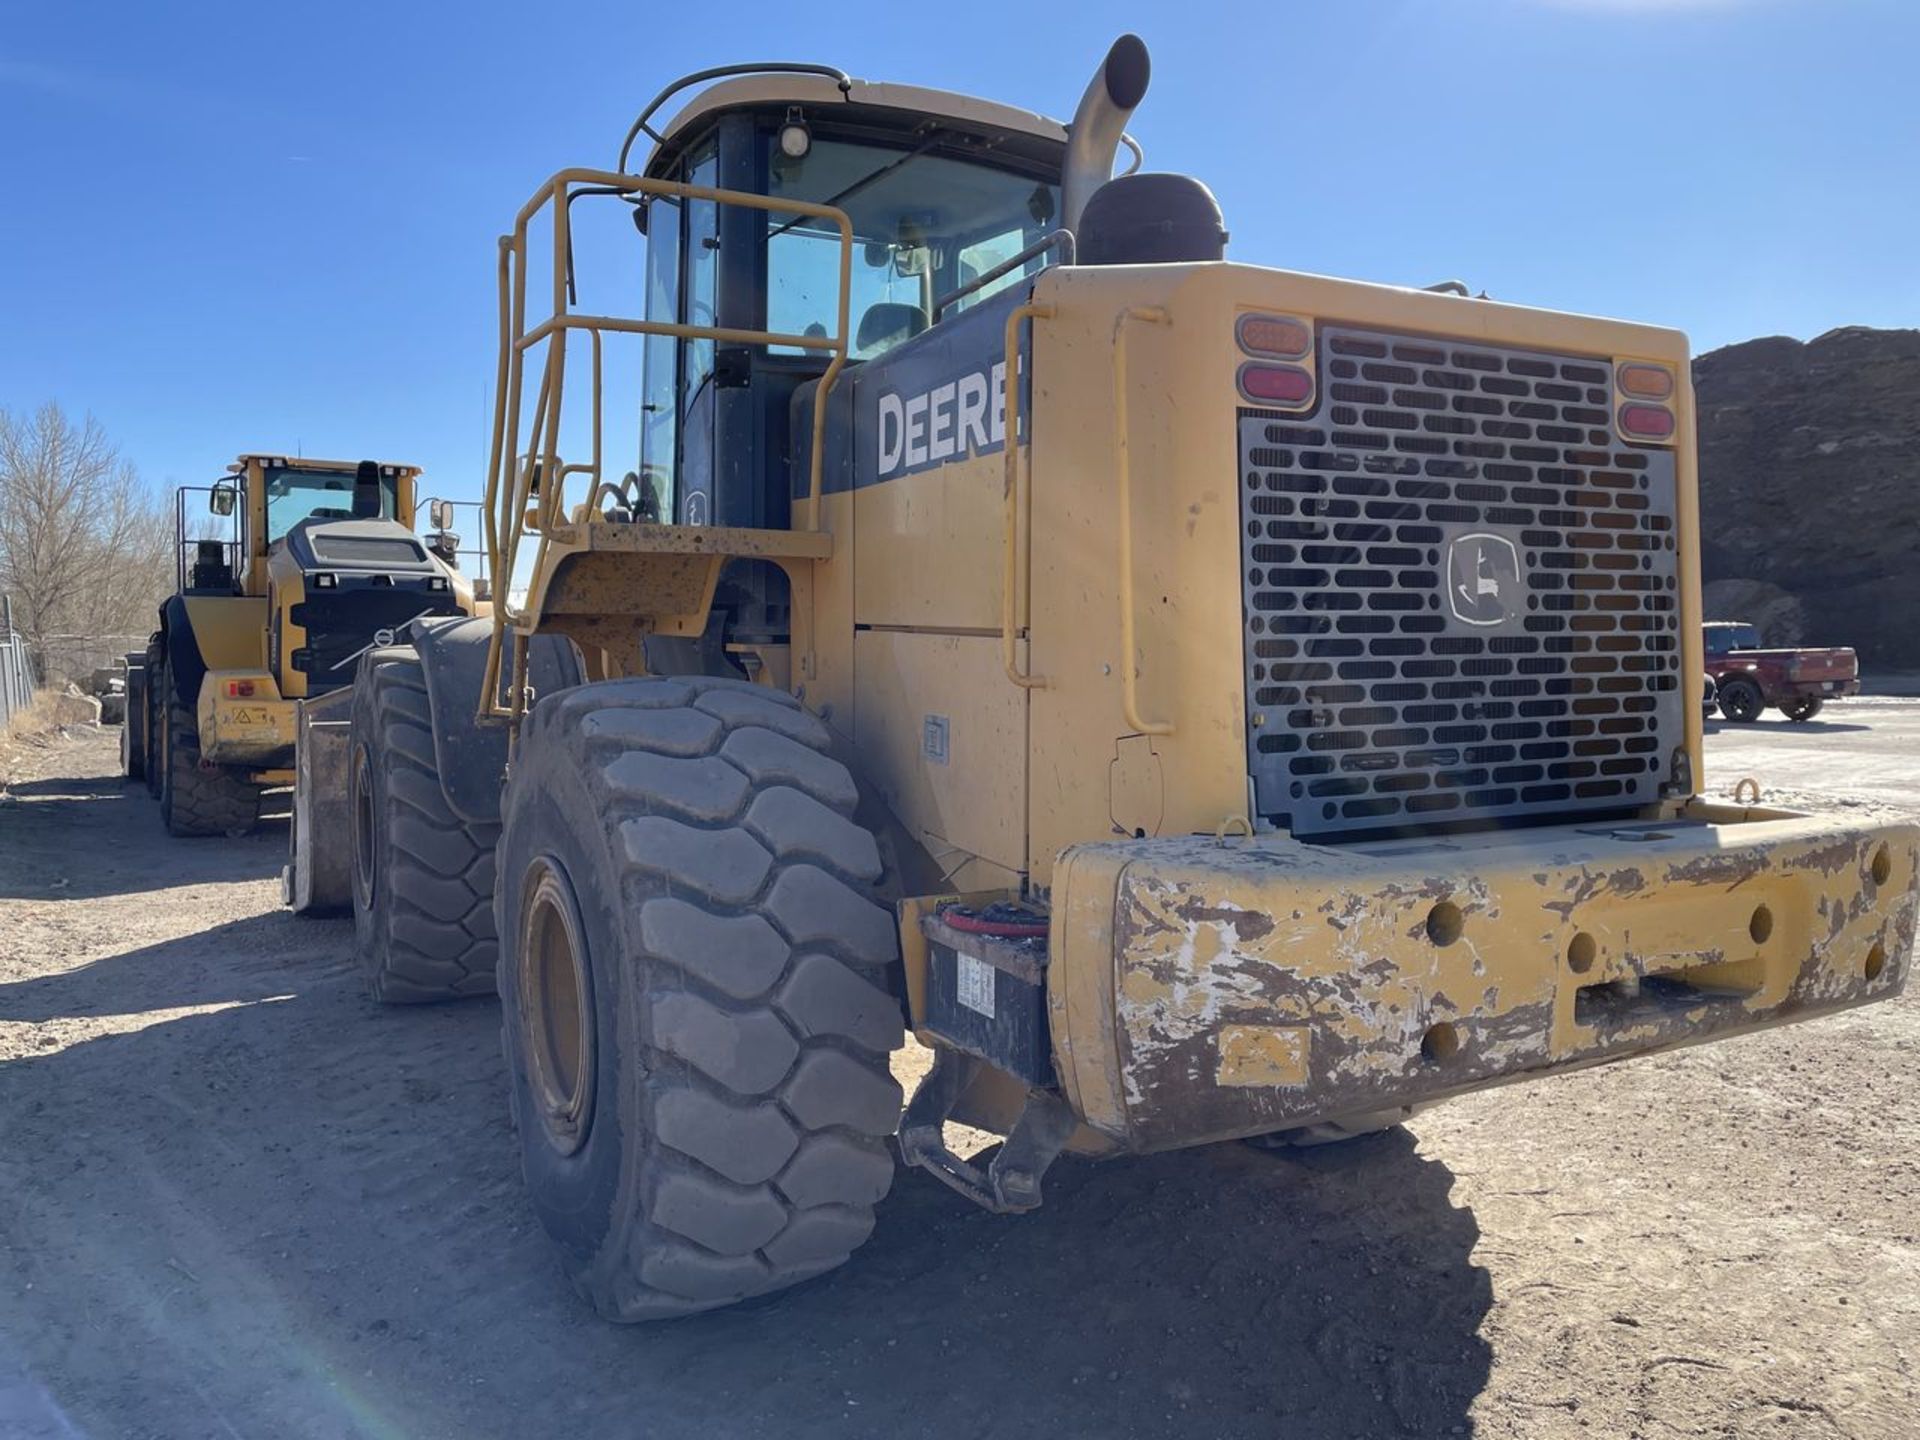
350,744 -> 377,908
1724,684 -> 1761,721
518,857 -> 596,1157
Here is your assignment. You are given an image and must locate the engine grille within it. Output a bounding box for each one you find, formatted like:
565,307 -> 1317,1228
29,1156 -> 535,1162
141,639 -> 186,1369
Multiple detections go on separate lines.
288,588 -> 460,694
1239,325 -> 1683,840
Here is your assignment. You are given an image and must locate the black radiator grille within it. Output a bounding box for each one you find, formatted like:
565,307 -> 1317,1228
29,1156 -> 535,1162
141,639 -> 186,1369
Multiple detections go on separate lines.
289,588 -> 460,694
1239,325 -> 1683,840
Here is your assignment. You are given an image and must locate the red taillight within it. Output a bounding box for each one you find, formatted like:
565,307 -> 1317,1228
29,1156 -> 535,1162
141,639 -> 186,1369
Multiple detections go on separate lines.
1238,362 -> 1314,406
1619,403 -> 1675,440
1237,314 -> 1311,359
1618,363 -> 1674,400
226,680 -> 255,698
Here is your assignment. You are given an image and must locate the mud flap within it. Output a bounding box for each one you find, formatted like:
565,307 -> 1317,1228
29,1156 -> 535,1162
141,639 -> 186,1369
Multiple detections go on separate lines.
283,688 -> 354,915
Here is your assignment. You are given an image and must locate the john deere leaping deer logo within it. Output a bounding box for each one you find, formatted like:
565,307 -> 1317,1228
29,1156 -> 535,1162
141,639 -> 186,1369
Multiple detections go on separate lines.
1447,533 -> 1522,627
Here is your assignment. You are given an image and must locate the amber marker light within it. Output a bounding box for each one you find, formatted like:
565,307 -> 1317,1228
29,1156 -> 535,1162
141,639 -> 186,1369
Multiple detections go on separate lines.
1618,363 -> 1675,400
1237,313 -> 1312,359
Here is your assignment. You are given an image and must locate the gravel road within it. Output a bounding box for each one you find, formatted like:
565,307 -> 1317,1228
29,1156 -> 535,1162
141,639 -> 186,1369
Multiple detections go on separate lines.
2,706 -> 1917,1440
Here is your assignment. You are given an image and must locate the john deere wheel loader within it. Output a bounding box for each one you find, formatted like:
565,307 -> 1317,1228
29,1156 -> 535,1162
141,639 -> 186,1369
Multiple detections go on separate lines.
352,37 -> 1918,1320
144,456 -> 477,864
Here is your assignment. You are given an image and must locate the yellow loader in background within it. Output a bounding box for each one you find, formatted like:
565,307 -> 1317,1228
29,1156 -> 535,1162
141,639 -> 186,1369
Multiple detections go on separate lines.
135,456 -> 491,926
342,37 -> 1916,1319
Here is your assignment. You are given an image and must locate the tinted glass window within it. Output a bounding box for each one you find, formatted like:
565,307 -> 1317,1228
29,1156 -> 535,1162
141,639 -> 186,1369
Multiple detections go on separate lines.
262,468 -> 395,543
765,138 -> 1058,359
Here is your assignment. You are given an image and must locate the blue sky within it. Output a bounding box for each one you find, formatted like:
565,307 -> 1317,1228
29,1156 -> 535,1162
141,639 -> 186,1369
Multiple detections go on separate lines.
2,0 -> 1915,506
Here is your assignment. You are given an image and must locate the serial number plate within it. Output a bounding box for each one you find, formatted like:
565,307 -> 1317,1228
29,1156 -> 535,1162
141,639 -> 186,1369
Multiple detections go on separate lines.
955,954 -> 996,1019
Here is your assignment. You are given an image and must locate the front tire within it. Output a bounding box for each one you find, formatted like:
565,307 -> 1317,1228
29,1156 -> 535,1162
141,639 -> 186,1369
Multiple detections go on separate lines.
1781,696 -> 1824,723
158,663 -> 261,837
349,647 -> 499,1002
1718,677 -> 1765,724
497,677 -> 905,1320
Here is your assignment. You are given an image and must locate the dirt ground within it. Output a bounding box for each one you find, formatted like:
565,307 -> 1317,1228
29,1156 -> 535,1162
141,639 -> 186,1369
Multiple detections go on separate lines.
2,706 -> 1918,1440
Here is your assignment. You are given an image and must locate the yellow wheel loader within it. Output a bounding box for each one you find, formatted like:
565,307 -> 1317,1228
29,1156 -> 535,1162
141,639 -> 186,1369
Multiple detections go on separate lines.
362,37 -> 1917,1319
145,455 -> 479,885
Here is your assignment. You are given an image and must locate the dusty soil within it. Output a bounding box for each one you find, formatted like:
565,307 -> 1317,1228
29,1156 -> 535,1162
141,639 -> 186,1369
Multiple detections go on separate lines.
2,709 -> 1917,1440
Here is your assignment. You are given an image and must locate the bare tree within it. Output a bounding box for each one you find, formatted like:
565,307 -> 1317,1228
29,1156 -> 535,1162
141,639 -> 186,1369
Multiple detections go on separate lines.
0,403 -> 173,678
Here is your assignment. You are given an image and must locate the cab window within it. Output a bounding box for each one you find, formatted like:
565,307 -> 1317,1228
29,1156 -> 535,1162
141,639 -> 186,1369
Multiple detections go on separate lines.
765,138 -> 1058,359
261,467 -> 395,543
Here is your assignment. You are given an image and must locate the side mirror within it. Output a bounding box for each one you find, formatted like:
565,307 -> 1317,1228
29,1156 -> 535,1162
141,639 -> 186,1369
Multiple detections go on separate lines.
429,499 -> 454,531
209,485 -> 236,517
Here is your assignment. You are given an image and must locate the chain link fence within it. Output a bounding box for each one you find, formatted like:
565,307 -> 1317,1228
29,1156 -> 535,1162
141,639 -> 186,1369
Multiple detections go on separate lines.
0,631 -> 33,725
35,633 -> 150,691
0,599 -> 151,726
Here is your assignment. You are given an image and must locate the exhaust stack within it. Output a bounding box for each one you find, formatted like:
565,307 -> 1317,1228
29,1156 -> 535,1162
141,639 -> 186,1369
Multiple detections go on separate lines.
1061,35 -> 1151,239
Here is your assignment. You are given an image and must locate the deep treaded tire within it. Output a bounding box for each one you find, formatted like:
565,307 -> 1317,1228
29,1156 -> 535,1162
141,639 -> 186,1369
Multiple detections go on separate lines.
159,664 -> 262,837
497,677 -> 905,1321
350,647 -> 499,1003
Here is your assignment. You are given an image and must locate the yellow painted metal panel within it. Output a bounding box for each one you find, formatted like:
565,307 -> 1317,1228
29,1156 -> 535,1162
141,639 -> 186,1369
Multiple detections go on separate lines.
198,669 -> 295,764
852,449 -> 1012,633
1022,261 -> 1707,888
181,596 -> 268,671
1024,267 -> 1247,889
1045,843 -> 1128,1139
808,489 -> 857,733
853,629 -> 1026,885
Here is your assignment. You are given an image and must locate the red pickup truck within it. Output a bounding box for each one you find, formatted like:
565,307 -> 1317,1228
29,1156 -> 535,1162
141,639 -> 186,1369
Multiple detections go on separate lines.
1704,621 -> 1859,723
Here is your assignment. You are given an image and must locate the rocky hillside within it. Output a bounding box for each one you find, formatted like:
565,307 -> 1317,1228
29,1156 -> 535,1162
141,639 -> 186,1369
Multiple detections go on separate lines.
1695,326 -> 1920,671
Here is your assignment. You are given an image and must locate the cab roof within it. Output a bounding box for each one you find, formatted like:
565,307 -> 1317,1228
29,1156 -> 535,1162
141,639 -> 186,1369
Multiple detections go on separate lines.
651,74 -> 1068,169
228,454 -> 422,476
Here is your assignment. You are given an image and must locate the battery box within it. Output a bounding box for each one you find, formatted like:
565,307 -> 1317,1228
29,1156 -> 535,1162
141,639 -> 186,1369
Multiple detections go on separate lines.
919,911 -> 1054,1087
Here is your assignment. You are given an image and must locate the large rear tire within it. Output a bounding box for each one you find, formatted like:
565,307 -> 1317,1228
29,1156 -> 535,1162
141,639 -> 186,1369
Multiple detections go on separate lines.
349,647 -> 499,1002
158,663 -> 262,837
496,677 -> 905,1320
1781,696 -> 1824,723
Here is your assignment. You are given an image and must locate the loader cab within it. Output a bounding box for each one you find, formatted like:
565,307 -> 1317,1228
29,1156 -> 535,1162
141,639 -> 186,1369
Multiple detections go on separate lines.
220,455 -> 419,598
632,81 -> 1068,536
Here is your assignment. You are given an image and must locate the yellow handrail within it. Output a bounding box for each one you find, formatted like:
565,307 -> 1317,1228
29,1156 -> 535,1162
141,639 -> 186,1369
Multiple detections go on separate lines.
1001,302 -> 1054,690
1113,305 -> 1174,736
478,169 -> 855,724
